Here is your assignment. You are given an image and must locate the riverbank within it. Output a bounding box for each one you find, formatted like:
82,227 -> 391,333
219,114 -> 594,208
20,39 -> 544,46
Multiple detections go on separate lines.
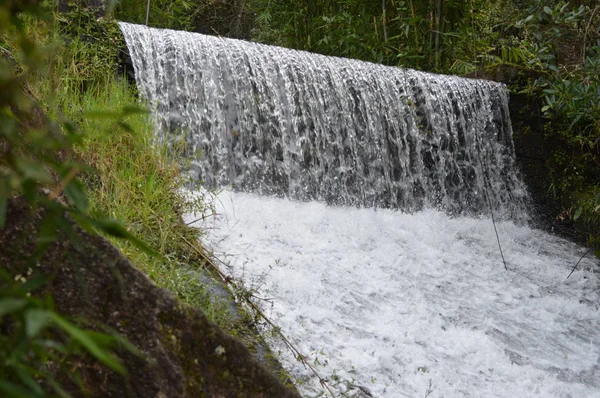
0,8 -> 297,393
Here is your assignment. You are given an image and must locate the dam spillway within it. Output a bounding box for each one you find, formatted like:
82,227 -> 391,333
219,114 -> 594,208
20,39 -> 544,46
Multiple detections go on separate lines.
119,22 -> 528,220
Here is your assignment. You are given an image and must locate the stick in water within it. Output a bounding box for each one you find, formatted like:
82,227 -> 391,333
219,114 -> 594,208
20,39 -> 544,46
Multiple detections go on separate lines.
475,144 -> 508,271
566,247 -> 592,279
487,195 -> 508,271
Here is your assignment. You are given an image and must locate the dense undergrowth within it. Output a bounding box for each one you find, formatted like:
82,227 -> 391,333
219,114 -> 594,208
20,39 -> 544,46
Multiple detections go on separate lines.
49,5 -> 271,339
0,3 -> 138,395
0,3 -> 261,396
19,7 -> 232,329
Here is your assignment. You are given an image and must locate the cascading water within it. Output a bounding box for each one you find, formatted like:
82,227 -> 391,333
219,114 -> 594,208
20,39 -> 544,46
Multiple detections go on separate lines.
120,23 -> 600,398
119,22 -> 528,219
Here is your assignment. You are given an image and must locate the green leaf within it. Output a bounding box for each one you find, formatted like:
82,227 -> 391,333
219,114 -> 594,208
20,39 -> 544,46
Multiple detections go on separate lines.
43,378 -> 71,398
98,327 -> 143,358
90,217 -> 156,256
14,366 -> 44,397
83,110 -> 121,119
121,105 -> 149,116
0,298 -> 27,317
62,120 -> 77,135
105,0 -> 117,16
17,275 -> 48,295
573,206 -> 583,221
64,179 -> 88,213
32,338 -> 67,354
49,313 -> 126,374
117,121 -> 134,133
37,211 -> 59,250
24,309 -> 51,338
14,158 -> 52,183
90,218 -> 129,239
543,6 -> 552,15
0,380 -> 39,398
85,331 -> 119,348
22,179 -> 39,202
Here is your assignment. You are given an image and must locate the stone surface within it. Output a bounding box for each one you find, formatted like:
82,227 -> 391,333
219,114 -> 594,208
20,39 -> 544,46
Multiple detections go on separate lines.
0,196 -> 300,398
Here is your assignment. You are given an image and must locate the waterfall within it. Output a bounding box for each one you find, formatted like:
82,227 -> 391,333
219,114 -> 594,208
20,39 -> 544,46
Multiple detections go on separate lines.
119,23 -> 600,398
119,22 -> 529,220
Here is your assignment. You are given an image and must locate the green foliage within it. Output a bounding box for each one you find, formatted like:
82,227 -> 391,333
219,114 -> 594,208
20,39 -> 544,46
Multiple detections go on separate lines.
249,0 -> 504,71
0,274 -> 129,398
65,78 -> 233,327
54,6 -> 125,93
0,2 -> 299,395
511,2 -> 600,248
116,0 -> 201,31
0,3 -> 148,396
115,0 -> 253,39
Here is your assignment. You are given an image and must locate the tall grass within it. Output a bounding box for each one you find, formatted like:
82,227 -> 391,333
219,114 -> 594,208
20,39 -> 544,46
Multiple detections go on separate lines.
43,36 -> 234,327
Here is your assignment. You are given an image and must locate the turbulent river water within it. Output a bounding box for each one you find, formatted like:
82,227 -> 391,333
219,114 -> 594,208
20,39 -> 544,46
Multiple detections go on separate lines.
121,22 -> 600,397
188,192 -> 599,397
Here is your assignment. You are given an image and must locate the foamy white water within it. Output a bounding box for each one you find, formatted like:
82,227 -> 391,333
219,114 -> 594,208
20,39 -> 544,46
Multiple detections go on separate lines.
187,192 -> 600,398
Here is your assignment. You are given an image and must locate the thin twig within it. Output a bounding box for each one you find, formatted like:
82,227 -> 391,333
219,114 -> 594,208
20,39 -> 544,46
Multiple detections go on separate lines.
48,167 -> 79,201
566,247 -> 592,279
582,6 -> 600,64
0,45 -> 14,59
424,379 -> 434,397
181,236 -> 337,397
476,145 -> 508,271
487,194 -> 508,271
184,212 -> 219,226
